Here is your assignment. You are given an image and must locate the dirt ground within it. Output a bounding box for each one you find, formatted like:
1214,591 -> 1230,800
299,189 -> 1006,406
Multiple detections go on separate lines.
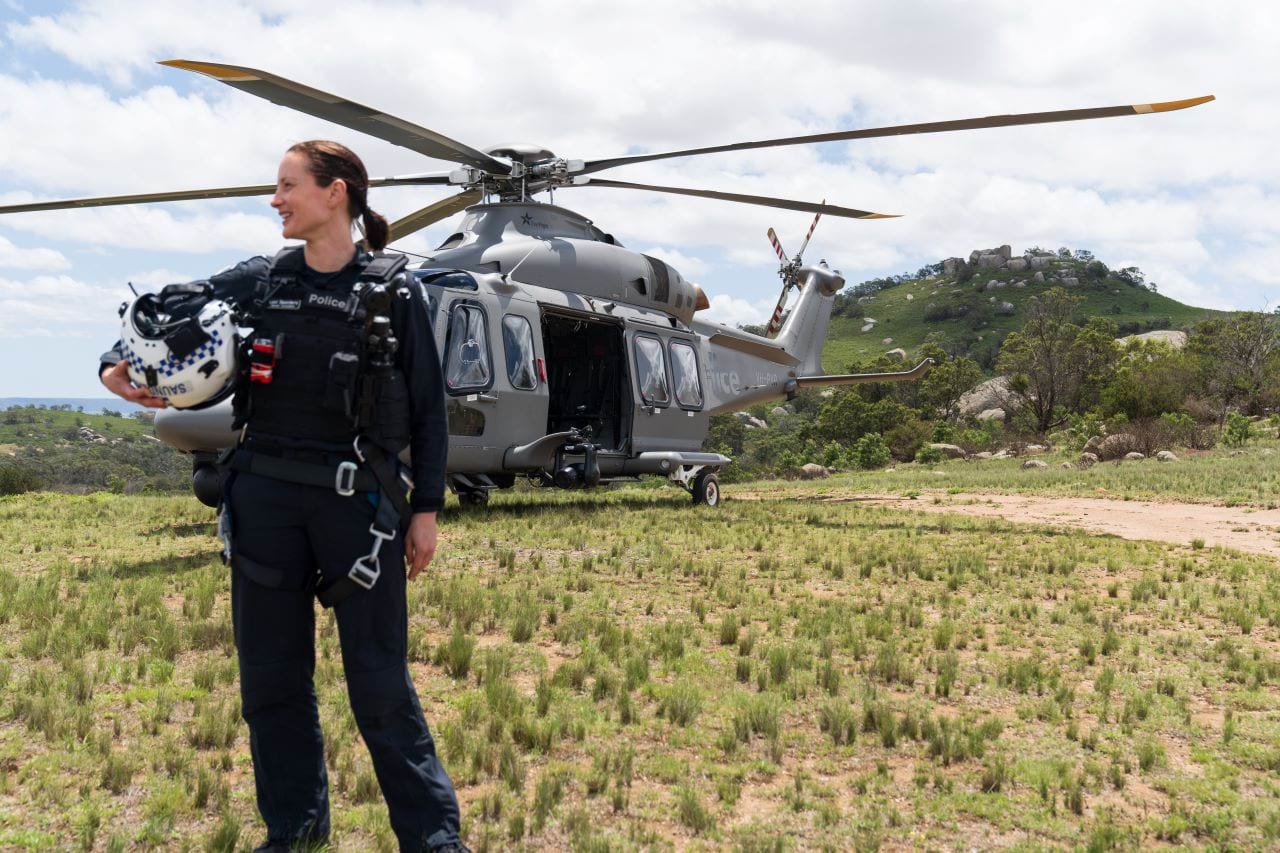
733,490 -> 1280,559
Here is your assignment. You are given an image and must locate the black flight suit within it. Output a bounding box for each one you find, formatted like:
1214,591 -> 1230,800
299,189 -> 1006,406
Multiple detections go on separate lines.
99,250 -> 462,851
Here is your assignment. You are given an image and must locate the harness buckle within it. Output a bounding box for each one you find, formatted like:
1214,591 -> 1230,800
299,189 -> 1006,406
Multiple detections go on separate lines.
348,553 -> 381,590
335,460 -> 358,496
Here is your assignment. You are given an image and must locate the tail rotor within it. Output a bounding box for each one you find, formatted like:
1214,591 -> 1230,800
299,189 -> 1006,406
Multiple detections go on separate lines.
763,204 -> 823,337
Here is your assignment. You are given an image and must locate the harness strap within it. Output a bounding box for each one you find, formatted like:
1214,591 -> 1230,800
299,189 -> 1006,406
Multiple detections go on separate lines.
229,449 -> 379,492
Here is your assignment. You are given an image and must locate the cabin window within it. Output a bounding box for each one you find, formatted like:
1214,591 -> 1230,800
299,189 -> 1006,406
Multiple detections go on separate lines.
634,335 -> 670,406
444,302 -> 492,393
669,341 -> 703,409
502,314 -> 538,391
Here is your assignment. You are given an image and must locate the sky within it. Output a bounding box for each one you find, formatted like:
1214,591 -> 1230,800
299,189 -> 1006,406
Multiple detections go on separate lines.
0,0 -> 1272,396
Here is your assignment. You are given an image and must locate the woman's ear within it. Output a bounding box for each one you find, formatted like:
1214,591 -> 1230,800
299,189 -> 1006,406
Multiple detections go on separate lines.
329,177 -> 348,210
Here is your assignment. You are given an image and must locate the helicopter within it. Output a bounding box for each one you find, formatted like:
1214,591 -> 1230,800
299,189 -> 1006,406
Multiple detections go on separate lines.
0,60 -> 1213,508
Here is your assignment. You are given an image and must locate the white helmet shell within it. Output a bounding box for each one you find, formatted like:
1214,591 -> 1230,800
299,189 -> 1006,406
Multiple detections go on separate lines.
120,294 -> 238,409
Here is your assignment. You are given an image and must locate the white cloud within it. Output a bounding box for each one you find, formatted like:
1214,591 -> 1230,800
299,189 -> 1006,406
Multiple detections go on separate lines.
0,234 -> 69,270
0,273 -> 124,337
702,293 -> 777,328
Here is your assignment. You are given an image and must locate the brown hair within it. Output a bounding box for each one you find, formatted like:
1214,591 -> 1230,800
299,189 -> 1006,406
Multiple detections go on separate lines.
287,140 -> 390,251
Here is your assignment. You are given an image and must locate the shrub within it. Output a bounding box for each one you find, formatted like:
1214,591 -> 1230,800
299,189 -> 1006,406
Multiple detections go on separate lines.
852,433 -> 891,470
0,462 -> 42,496
1223,412 -> 1255,447
915,445 -> 944,465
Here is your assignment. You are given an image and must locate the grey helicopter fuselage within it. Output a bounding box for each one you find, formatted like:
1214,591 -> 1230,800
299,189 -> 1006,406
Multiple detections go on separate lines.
158,201 -> 864,504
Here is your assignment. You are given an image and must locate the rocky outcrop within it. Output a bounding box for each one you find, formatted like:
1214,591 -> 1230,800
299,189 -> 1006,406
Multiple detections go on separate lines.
734,412 -> 767,429
1029,256 -> 1051,271
1155,450 -> 1179,462
1118,330 -> 1188,349
928,443 -> 967,460
1123,451 -> 1147,461
1007,258 -> 1028,272
885,348 -> 907,361
959,376 -> 1015,417
1096,433 -> 1138,460
799,463 -> 830,480
942,257 -> 964,275
977,408 -> 1006,422
78,427 -> 107,444
1021,459 -> 1048,469
997,301 -> 1015,315
1077,452 -> 1100,468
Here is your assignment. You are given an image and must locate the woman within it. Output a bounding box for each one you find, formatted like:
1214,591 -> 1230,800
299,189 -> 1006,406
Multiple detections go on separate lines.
100,141 -> 466,852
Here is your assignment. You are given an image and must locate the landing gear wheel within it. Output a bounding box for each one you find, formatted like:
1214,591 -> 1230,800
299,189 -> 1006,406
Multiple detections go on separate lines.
456,490 -> 489,509
692,471 -> 720,507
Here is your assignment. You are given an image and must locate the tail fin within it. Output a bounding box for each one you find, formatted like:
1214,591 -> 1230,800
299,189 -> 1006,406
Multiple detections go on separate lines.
773,261 -> 843,375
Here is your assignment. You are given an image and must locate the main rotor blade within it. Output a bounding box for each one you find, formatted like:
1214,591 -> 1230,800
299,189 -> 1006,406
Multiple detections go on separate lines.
387,189 -> 483,244
0,173 -> 452,216
160,59 -> 511,174
570,178 -> 897,220
580,95 -> 1215,175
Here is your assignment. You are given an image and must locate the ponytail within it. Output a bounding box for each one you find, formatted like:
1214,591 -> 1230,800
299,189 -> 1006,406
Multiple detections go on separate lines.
361,206 -> 390,252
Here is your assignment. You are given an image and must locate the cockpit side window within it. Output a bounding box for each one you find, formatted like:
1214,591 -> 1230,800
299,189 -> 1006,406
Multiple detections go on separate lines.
502,314 -> 538,391
444,302 -> 492,393
634,335 -> 670,406
669,341 -> 703,409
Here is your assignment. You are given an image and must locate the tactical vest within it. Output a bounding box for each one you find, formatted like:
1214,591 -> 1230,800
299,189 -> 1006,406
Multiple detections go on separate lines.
235,247 -> 411,451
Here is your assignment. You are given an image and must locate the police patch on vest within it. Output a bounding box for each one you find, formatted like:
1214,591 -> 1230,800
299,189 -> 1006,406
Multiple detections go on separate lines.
266,298 -> 302,311
306,292 -> 352,312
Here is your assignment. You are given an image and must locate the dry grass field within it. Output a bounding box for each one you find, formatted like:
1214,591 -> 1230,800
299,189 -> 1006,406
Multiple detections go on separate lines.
1,473 -> 1278,849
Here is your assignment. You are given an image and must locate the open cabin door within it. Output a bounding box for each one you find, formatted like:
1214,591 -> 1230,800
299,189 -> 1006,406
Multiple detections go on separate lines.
541,310 -> 628,452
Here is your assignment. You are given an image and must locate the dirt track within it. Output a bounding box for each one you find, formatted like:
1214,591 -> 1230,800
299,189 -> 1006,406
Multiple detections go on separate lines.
735,490 -> 1280,559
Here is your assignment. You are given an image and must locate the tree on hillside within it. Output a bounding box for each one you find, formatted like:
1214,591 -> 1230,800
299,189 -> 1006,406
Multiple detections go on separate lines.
1187,312 -> 1280,416
917,344 -> 982,421
996,288 -> 1119,433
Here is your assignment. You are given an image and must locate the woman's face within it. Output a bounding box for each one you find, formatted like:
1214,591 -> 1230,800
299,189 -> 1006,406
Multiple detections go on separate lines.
271,150 -> 346,241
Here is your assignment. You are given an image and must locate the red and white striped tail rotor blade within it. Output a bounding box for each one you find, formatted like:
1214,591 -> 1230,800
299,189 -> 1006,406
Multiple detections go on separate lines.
767,227 -> 788,263
764,288 -> 790,337
797,200 -> 824,259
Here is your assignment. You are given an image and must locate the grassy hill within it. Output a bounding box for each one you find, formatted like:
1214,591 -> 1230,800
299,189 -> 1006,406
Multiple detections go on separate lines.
820,251 -> 1224,372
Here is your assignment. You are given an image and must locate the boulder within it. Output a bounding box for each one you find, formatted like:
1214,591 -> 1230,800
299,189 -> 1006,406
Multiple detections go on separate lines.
1119,330 -> 1188,349
770,406 -> 789,419
861,323 -> 875,333
928,443 -> 967,460
977,253 -> 1005,269
1061,276 -> 1079,287
997,301 -> 1015,315
1007,258 -> 1028,272
998,244 -> 1012,259
734,412 -> 768,429
1033,271 -> 1045,283
799,463 -> 829,480
885,348 -> 907,361
972,451 -> 993,459
1082,435 -> 1104,454
1155,450 -> 1179,462
942,257 -> 963,275
1060,462 -> 1074,469
1029,256 -> 1051,270
991,449 -> 1012,459
959,376 -> 1014,416
882,337 -> 893,345
1077,452 -> 1100,468
1013,280 -> 1026,288
1123,451 -> 1146,461
1022,459 -> 1048,469
1097,433 -> 1138,460
977,408 -> 1006,422
78,427 -> 107,444
1024,444 -> 1047,454
905,293 -> 914,301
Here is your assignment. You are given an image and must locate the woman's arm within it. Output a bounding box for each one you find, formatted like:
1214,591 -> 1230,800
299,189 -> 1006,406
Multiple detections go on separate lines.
395,285 -> 449,514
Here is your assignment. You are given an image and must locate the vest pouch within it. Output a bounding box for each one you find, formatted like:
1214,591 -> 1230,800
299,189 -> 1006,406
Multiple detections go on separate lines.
324,351 -> 361,417
366,368 -> 411,452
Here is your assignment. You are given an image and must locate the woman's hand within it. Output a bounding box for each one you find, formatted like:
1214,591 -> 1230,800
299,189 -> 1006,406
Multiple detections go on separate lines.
100,361 -> 168,409
405,512 -> 438,580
